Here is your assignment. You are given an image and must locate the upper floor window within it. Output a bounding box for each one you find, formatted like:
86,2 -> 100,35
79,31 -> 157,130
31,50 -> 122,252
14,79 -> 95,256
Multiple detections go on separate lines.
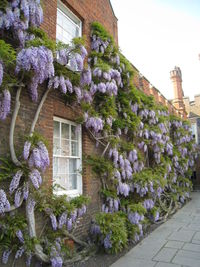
56,0 -> 82,44
53,117 -> 82,197
191,123 -> 198,144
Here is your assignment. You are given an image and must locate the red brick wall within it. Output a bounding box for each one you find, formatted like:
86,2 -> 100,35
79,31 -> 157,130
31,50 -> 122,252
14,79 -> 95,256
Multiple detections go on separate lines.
41,0 -> 118,47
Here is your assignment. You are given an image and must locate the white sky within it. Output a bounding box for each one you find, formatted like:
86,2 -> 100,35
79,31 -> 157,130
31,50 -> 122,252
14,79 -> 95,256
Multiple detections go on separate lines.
110,0 -> 200,101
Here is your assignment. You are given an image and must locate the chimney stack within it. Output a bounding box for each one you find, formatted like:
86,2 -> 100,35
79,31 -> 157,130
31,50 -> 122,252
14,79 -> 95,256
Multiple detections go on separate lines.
170,66 -> 187,118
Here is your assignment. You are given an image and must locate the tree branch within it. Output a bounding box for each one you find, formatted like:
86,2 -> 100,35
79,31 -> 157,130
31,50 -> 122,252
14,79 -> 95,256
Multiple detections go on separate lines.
101,142 -> 110,157
63,230 -> 88,247
9,87 -> 22,166
87,129 -> 106,147
26,198 -> 50,263
29,88 -> 51,136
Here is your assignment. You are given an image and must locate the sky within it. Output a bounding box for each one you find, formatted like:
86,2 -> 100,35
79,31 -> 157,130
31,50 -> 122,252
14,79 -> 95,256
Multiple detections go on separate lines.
110,0 -> 200,101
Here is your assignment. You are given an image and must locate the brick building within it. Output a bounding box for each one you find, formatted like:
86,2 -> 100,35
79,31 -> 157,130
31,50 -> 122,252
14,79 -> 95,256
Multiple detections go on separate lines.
0,0 -> 191,238
170,66 -> 200,187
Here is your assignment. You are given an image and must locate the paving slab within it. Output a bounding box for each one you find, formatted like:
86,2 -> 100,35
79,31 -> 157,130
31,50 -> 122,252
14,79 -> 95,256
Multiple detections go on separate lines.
110,257 -> 157,267
153,248 -> 177,262
165,241 -> 184,249
167,230 -> 195,242
155,262 -> 181,267
182,243 -> 200,252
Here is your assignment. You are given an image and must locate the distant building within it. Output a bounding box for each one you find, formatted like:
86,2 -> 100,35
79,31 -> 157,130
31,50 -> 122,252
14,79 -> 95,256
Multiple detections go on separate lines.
170,66 -> 200,188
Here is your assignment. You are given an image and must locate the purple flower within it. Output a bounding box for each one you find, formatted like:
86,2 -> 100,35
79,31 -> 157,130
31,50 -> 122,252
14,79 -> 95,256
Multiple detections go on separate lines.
16,46 -> 54,101
0,90 -> 11,120
0,61 -> 3,86
9,170 -> 23,194
58,212 -> 67,229
23,183 -> 29,200
117,182 -> 130,197
16,229 -> 24,243
80,45 -> 88,59
90,224 -> 101,235
85,116 -> 104,133
154,211 -> 159,222
81,68 -> 92,85
143,199 -> 154,210
50,256 -> 63,267
104,233 -> 112,249
29,169 -> 42,189
23,141 -> 31,160
50,213 -> 57,231
14,189 -> 22,208
71,209 -> 77,223
2,249 -> 12,264
67,218 -> 73,231
26,254 -> 32,267
37,141 -> 50,171
15,247 -> 24,259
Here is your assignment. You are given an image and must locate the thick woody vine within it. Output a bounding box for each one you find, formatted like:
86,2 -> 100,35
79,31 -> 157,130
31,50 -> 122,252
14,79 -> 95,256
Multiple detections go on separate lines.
0,1 -> 198,266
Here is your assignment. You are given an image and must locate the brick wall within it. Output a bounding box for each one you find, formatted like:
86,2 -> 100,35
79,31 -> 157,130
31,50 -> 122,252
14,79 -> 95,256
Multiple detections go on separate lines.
41,0 -> 118,47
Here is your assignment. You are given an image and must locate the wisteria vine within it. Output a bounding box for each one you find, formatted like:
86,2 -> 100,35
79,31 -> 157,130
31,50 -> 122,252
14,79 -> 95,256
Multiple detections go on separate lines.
0,0 -> 198,266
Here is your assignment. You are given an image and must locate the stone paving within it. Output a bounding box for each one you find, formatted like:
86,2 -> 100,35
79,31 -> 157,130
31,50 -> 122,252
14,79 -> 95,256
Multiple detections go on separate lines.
111,192 -> 200,267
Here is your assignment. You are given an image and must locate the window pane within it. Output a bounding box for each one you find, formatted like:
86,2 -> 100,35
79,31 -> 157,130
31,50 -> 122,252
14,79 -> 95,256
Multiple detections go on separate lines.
71,125 -> 78,140
69,158 -> 77,173
54,121 -> 60,137
61,139 -> 70,156
71,141 -> 78,156
61,123 -> 69,139
53,138 -> 60,155
69,174 -> 77,190
53,157 -> 58,175
58,158 -> 68,174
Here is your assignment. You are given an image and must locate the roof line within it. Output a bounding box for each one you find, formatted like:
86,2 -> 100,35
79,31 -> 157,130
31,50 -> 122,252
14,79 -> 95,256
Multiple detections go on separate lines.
108,0 -> 118,20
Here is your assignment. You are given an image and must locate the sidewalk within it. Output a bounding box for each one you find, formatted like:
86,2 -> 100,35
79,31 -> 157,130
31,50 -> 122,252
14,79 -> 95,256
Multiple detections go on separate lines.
111,192 -> 200,267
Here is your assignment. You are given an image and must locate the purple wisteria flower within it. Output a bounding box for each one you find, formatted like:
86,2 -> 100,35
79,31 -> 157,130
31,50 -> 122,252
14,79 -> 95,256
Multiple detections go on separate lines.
67,218 -> 73,231
117,182 -> 130,197
90,224 -> 101,235
0,90 -> 11,120
85,116 -> 104,133
0,189 -> 10,214
2,249 -> 12,264
50,213 -> 58,231
16,229 -> 25,243
0,61 -> 3,86
81,68 -> 92,85
14,189 -> 22,208
104,233 -> 112,249
16,46 -> 54,101
23,182 -> 29,200
9,170 -> 23,194
128,212 -> 143,225
58,212 -> 67,229
143,199 -> 154,210
26,254 -> 32,267
37,141 -> 50,171
50,256 -> 63,267
15,247 -> 25,259
29,169 -> 42,189
23,141 -> 31,160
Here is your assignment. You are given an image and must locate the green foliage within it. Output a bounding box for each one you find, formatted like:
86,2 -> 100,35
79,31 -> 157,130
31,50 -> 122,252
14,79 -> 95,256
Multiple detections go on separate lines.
26,27 -> 56,51
84,155 -> 114,178
95,212 -> 128,253
0,157 -> 18,182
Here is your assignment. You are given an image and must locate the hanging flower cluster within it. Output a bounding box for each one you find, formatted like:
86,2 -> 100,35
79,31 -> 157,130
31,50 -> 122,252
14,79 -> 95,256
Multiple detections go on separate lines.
23,140 -> 50,171
16,46 -> 54,101
0,89 -> 11,120
0,0 -> 43,46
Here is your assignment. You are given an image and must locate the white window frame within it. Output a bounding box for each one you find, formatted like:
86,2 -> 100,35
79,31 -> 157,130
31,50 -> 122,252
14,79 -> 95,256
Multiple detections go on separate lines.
53,117 -> 82,197
56,0 -> 82,44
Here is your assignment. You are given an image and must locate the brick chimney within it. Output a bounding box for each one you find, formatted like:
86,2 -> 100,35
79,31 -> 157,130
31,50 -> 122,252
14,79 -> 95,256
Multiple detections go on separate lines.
170,66 -> 187,118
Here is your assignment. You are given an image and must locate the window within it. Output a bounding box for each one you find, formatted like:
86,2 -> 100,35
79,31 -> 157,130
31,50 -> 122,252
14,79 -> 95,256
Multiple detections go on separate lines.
56,0 -> 82,44
53,117 -> 82,196
191,123 -> 198,144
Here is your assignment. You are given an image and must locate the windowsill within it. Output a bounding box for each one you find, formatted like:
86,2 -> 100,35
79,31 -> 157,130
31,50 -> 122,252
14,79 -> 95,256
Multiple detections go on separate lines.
53,189 -> 81,198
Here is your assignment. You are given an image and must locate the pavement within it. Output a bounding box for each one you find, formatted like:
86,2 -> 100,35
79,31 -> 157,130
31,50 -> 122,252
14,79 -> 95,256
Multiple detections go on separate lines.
111,192 -> 200,267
